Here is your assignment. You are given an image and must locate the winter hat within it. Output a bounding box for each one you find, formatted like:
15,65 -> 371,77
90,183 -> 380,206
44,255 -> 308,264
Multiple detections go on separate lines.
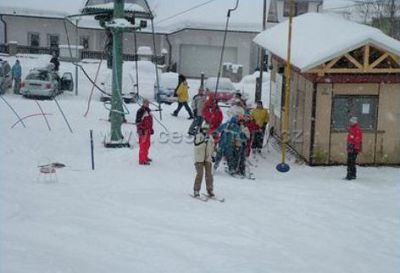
349,116 -> 358,124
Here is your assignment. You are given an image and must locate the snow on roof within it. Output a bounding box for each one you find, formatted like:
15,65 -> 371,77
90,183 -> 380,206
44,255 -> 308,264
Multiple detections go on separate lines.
0,6 -> 68,18
253,12 -> 400,71
84,3 -> 146,13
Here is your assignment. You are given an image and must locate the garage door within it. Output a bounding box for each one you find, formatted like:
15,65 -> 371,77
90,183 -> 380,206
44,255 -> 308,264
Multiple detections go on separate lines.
179,44 -> 238,78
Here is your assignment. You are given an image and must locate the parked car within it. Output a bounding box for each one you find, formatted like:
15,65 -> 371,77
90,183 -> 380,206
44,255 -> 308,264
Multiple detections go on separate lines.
203,77 -> 248,103
154,72 -> 179,104
0,60 -> 12,94
20,67 -> 73,99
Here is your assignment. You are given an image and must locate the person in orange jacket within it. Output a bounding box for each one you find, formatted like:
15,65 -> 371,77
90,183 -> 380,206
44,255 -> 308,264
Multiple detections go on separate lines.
172,74 -> 194,119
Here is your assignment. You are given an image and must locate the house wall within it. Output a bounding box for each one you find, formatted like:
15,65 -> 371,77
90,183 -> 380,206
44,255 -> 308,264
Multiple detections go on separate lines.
3,15 -> 75,47
375,83 -> 400,164
328,84 -> 379,165
270,53 -> 399,165
275,0 -> 322,23
167,29 -> 259,77
269,57 -> 313,162
2,15 -> 259,78
312,82 -> 400,165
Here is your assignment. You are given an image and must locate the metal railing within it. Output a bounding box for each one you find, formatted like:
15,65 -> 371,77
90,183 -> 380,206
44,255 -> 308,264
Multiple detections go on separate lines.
16,45 -> 58,55
0,44 -> 9,54
81,50 -> 165,64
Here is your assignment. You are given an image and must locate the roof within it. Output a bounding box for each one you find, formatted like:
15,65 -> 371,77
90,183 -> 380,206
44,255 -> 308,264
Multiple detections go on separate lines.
83,3 -> 146,13
253,12 -> 400,71
0,6 -> 68,18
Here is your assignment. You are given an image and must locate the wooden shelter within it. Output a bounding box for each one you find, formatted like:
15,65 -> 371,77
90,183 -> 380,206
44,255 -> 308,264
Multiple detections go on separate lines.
254,13 -> 400,165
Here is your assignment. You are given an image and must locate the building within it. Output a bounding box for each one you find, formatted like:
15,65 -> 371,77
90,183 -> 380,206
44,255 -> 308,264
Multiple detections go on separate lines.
267,0 -> 323,23
0,0 -> 324,79
254,13 -> 400,165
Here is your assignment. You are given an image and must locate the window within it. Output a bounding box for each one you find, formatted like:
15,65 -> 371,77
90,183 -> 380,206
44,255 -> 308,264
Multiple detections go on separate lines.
80,36 -> 90,49
332,96 -> 378,130
47,34 -> 59,48
28,33 -> 40,47
283,0 -> 309,17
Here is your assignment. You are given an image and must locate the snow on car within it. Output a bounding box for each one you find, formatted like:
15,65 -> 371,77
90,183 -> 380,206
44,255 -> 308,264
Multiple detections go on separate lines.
154,72 -> 179,104
20,66 -> 73,99
203,77 -> 248,103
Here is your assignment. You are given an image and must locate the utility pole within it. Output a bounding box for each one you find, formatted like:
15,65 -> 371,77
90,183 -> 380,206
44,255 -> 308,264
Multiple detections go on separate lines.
255,0 -> 267,102
75,18 -> 79,96
109,0 -> 124,142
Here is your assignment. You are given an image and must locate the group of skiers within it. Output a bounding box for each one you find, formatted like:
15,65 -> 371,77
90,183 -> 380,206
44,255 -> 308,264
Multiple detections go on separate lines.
135,74 -> 270,198
134,73 -> 362,197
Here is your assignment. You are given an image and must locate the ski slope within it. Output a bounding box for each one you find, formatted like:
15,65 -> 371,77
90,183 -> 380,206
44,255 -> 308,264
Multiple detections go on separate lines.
1,54 -> 399,273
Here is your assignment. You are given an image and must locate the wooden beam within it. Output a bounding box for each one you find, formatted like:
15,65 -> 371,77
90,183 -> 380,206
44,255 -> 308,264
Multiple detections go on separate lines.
387,52 -> 400,66
324,56 -> 341,71
370,52 -> 389,69
326,68 -> 363,73
363,68 -> 400,73
363,44 -> 370,71
344,53 -> 363,69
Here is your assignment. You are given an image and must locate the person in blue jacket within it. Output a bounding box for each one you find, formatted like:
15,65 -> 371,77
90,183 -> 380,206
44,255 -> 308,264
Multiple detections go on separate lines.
11,60 -> 22,94
213,116 -> 241,174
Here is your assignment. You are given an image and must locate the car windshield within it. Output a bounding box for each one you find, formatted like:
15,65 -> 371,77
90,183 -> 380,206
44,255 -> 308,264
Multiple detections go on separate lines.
160,74 -> 178,89
205,78 -> 235,91
26,71 -> 50,81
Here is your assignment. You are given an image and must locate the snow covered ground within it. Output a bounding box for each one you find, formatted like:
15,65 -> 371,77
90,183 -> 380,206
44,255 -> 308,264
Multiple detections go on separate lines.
1,54 -> 399,273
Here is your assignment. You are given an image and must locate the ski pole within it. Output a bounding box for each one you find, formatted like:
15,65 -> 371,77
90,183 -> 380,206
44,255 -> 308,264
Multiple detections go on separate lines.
90,129 -> 95,170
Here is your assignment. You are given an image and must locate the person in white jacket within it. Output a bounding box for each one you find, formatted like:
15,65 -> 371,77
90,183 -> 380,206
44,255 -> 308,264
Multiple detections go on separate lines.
193,123 -> 215,197
227,98 -> 245,118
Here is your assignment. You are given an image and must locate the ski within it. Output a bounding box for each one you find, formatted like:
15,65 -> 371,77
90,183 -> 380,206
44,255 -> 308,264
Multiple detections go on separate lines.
225,167 -> 255,181
189,194 -> 208,202
99,118 -> 136,125
201,193 -> 225,203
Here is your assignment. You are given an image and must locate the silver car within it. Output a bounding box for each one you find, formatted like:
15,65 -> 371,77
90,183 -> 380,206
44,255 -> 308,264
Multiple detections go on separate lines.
20,68 -> 73,99
0,60 -> 12,94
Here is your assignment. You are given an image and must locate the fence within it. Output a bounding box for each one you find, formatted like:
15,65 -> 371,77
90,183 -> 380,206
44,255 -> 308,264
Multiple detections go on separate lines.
0,44 -> 165,65
0,44 -> 8,54
17,45 -> 58,55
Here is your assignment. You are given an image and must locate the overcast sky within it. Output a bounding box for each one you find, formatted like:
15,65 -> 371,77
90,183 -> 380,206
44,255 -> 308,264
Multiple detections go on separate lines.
0,0 -> 353,26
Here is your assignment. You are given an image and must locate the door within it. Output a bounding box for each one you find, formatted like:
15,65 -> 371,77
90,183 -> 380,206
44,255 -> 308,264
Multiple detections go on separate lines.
179,44 -> 237,78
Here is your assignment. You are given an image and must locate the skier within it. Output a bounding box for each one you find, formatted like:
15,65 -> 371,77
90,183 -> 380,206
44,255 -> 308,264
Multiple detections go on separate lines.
345,116 -> 362,180
202,93 -> 223,135
243,114 -> 259,157
11,60 -> 22,94
232,115 -> 250,176
172,74 -> 194,119
136,99 -> 154,165
193,123 -> 215,197
227,98 -> 245,118
213,116 -> 241,174
251,101 -> 269,153
50,51 -> 60,72
188,88 -> 206,135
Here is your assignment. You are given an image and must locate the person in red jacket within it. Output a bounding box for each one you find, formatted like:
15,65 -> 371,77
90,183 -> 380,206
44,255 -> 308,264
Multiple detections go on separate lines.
202,94 -> 223,135
136,99 -> 154,165
345,116 -> 362,180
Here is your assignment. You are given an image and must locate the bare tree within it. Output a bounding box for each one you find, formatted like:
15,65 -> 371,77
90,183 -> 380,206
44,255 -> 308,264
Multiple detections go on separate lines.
354,0 -> 400,38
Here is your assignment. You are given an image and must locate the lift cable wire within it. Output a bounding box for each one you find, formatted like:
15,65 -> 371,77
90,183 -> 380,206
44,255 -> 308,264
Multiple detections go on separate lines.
0,95 -> 26,128
214,0 -> 239,98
